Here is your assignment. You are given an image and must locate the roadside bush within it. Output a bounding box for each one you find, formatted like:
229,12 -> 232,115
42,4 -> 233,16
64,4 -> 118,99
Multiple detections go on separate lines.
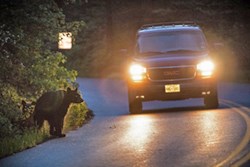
0,83 -> 23,137
64,103 -> 93,132
0,115 -> 13,138
0,0 -> 90,158
0,128 -> 49,158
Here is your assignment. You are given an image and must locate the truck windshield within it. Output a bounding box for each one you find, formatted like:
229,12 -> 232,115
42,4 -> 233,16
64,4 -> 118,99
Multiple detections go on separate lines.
137,30 -> 207,56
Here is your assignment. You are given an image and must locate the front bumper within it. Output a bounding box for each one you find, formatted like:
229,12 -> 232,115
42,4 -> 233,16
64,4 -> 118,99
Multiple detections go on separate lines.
127,78 -> 217,101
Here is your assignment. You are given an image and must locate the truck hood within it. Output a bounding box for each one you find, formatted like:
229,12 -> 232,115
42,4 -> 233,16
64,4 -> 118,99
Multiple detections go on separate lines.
132,53 -> 210,68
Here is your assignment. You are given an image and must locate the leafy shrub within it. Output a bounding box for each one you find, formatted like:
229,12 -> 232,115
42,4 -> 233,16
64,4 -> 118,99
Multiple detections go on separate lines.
0,83 -> 23,137
0,0 -> 89,158
0,127 -> 49,158
64,103 -> 93,132
0,115 -> 13,138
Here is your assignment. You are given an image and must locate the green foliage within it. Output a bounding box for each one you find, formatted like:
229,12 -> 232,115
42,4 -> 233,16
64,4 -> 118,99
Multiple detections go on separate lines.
0,0 -> 85,95
0,0 -> 89,157
64,103 -> 92,132
29,51 -> 78,92
0,83 -> 23,137
0,128 -> 49,158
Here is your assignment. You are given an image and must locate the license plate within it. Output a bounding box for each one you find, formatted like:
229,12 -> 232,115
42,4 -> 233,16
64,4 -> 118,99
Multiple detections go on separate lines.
165,84 -> 180,93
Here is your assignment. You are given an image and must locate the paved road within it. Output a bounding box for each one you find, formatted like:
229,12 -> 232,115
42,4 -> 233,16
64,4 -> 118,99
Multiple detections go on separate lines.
0,78 -> 249,167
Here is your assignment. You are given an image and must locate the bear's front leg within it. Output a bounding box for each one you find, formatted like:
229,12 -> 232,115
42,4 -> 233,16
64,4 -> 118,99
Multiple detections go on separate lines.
55,117 -> 66,137
48,118 -> 56,136
34,113 -> 44,129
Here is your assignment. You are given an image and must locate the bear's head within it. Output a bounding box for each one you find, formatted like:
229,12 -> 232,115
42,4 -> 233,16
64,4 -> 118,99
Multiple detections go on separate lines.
20,100 -> 36,128
66,87 -> 84,103
21,100 -> 36,114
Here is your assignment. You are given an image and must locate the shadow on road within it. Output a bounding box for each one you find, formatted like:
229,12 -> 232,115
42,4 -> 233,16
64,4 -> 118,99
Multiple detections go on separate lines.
142,103 -> 232,115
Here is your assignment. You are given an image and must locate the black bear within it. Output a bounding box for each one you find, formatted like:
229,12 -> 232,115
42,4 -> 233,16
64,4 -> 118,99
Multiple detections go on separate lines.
19,100 -> 36,129
34,88 -> 84,137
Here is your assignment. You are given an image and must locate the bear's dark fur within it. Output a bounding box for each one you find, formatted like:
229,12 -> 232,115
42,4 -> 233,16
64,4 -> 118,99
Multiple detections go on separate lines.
34,88 -> 84,137
19,100 -> 36,129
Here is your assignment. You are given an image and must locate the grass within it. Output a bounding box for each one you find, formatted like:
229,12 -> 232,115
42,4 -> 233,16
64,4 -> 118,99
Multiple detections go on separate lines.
0,127 -> 49,158
0,103 -> 93,158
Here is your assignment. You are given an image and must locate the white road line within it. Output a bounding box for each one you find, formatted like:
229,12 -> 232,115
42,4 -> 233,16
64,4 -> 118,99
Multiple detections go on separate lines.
215,99 -> 250,167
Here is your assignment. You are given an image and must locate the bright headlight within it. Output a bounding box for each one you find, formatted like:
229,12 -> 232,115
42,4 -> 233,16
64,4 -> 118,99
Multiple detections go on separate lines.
197,60 -> 215,77
129,64 -> 146,82
129,64 -> 146,75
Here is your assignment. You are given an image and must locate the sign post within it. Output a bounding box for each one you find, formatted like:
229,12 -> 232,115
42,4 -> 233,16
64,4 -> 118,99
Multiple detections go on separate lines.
58,32 -> 72,49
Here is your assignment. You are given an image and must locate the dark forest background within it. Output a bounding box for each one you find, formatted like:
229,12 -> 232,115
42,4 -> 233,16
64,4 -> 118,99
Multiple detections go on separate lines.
63,0 -> 250,81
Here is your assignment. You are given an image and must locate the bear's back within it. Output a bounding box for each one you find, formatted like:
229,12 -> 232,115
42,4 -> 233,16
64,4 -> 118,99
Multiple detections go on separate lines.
35,90 -> 65,113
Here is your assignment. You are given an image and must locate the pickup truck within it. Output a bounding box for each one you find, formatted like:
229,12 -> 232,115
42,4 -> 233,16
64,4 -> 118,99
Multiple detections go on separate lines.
127,22 -> 218,114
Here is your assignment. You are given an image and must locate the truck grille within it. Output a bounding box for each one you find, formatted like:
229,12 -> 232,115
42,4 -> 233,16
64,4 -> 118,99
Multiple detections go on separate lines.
147,66 -> 196,81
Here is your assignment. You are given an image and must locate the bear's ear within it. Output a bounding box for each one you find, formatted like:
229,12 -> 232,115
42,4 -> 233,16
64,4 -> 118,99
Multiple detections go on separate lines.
22,100 -> 26,106
67,87 -> 71,92
74,88 -> 78,92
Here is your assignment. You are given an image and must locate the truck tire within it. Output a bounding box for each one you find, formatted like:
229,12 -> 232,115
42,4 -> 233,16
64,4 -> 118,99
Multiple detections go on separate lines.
128,86 -> 142,114
204,87 -> 219,109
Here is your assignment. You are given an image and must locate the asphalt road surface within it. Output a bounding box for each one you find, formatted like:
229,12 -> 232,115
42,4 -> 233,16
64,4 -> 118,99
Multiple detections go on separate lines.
0,78 -> 250,167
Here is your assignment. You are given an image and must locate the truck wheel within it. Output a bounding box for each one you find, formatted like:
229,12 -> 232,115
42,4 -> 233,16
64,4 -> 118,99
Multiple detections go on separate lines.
128,87 -> 142,114
204,88 -> 219,109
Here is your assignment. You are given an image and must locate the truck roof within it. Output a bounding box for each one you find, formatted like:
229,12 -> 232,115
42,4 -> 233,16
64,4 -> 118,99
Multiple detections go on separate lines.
138,22 -> 202,35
